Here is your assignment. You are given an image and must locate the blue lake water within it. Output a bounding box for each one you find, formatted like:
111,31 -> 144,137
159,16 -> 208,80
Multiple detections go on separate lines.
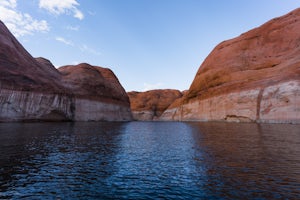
0,122 -> 299,199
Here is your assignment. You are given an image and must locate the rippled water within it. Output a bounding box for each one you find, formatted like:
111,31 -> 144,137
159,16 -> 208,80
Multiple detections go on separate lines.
0,122 -> 299,199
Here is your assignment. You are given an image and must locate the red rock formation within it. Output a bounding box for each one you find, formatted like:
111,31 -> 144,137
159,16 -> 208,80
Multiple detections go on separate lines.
59,63 -> 128,103
161,8 -> 300,123
0,20 -> 132,122
0,21 -> 62,92
58,64 -> 132,121
128,89 -> 182,120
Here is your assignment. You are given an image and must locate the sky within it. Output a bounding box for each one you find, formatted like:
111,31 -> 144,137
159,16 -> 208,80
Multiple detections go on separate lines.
0,0 -> 299,92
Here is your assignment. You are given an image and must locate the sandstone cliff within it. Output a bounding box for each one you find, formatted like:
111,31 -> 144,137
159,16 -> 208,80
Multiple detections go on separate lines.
128,89 -> 182,120
59,64 -> 132,121
161,8 -> 300,123
0,20 -> 132,122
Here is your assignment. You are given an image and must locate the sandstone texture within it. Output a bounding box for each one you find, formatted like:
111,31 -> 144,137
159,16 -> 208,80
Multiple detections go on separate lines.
161,8 -> 300,123
0,20 -> 132,122
128,89 -> 182,120
58,64 -> 132,121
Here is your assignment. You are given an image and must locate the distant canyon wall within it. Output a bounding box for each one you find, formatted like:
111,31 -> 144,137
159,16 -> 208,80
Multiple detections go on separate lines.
128,89 -> 183,121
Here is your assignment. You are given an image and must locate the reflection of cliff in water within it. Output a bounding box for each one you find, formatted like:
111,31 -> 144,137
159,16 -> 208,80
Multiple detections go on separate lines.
187,122 -> 300,199
0,122 -> 299,199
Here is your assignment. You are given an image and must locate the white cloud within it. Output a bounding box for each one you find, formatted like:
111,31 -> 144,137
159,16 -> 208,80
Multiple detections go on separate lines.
142,82 -> 164,91
0,0 -> 16,8
55,36 -> 74,46
80,44 -> 101,56
54,38 -> 101,57
74,8 -> 83,20
39,0 -> 84,20
0,0 -> 49,37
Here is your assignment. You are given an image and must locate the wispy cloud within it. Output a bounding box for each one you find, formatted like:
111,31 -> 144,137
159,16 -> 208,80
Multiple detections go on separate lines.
0,0 -> 49,37
39,0 -> 84,20
66,25 -> 79,31
55,36 -> 74,46
80,44 -> 101,56
0,0 -> 16,8
142,82 -> 164,91
88,10 -> 96,16
54,38 -> 101,57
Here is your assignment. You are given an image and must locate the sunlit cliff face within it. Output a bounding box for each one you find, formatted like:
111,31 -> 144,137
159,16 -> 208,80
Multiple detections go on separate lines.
161,8 -> 300,124
128,89 -> 183,121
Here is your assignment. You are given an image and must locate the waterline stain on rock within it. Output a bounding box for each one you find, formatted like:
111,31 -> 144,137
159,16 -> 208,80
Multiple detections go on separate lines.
161,8 -> 300,124
0,21 -> 132,122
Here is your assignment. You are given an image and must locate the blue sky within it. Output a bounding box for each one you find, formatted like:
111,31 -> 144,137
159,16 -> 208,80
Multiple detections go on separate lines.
0,0 -> 299,91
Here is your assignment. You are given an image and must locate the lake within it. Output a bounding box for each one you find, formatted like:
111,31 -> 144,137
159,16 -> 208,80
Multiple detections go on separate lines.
0,122 -> 299,199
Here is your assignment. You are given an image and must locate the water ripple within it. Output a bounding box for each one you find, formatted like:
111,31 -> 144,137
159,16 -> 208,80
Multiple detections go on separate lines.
0,122 -> 299,199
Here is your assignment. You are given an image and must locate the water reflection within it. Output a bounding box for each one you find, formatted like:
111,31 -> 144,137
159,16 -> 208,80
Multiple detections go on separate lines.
106,122 -> 206,199
0,122 -> 299,199
187,122 -> 300,199
0,122 -> 126,199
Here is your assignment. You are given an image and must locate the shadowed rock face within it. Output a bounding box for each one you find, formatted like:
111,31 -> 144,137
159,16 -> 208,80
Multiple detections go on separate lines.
0,20 -> 132,122
59,63 -> 129,103
0,22 -> 62,92
161,8 -> 300,123
128,89 -> 182,120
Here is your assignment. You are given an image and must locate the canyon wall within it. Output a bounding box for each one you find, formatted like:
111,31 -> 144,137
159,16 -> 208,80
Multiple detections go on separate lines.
0,89 -> 73,122
161,8 -> 300,123
2,8 -> 300,123
128,89 -> 182,120
0,21 -> 132,122
58,63 -> 132,121
161,81 -> 299,123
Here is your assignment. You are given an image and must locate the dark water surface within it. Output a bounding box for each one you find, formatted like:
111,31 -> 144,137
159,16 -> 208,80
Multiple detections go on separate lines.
0,122 -> 299,199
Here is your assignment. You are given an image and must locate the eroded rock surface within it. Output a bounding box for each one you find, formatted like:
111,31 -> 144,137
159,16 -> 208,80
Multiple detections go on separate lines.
59,64 -> 132,121
0,20 -> 132,122
161,8 -> 300,123
128,89 -> 182,120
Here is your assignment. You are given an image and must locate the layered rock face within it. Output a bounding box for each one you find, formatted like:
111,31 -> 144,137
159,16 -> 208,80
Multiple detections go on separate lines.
128,89 -> 182,120
161,8 -> 300,123
59,64 -> 132,121
0,20 -> 132,122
